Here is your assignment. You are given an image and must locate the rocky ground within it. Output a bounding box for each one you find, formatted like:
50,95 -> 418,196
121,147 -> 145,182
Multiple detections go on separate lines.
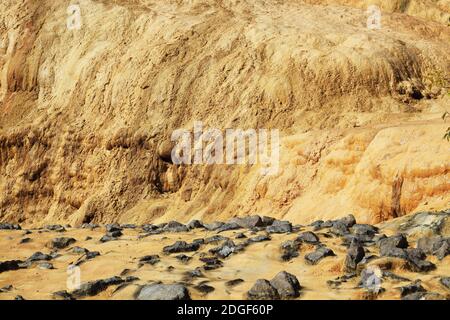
0,209 -> 449,300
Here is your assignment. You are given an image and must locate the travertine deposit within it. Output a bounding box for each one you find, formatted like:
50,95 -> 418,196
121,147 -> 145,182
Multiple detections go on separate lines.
0,0 -> 449,233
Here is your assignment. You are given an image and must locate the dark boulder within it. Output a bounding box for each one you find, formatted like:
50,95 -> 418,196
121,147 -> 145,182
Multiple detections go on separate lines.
138,255 -> 160,266
163,241 -> 200,254
27,252 -> 52,262
225,279 -> 244,287
296,231 -> 320,244
204,235 -> 228,244
136,283 -> 190,300
0,223 -> 21,230
72,276 -> 124,297
266,220 -> 292,234
216,222 -> 241,233
186,220 -> 204,230
305,246 -> 335,265
50,237 -> 76,249
230,216 -> 264,229
344,239 -> 365,273
270,271 -> 301,298
281,240 -> 300,261
398,281 -> 426,298
52,290 -> 74,300
247,279 -> 280,300
0,260 -> 22,273
204,222 -> 225,231
46,225 -> 66,232
439,277 -> 450,290
194,283 -> 215,294
163,221 -> 189,233
105,223 -> 122,233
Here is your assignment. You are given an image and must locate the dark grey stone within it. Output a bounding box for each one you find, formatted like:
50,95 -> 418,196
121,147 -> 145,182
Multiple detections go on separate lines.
163,241 -> 200,254
50,237 -> 76,249
0,260 -> 22,273
305,246 -> 335,265
270,271 -> 301,298
247,279 -> 280,300
296,231 -> 319,244
266,220 -> 292,234
136,283 -> 190,300
344,239 -> 365,273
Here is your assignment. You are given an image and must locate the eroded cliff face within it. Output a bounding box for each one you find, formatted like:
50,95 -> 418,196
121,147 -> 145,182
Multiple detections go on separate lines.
0,0 -> 449,227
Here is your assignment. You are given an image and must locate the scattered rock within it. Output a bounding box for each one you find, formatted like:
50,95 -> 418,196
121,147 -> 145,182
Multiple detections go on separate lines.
336,214 -> 357,228
417,236 -> 445,254
186,220 -> 204,230
138,255 -> 160,266
52,290 -> 74,300
379,234 -> 409,250
439,277 -> 450,290
194,283 -> 215,294
204,235 -> 228,244
19,238 -> 32,244
183,268 -> 204,280
136,283 -> 191,300
50,237 -> 76,249
163,241 -> 200,254
38,262 -> 54,270
0,285 -> 13,292
261,216 -> 275,227
382,271 -> 410,282
398,281 -> 426,298
46,225 -> 66,232
344,239 -> 365,273
86,251 -> 100,260
230,215 -> 264,229
216,222 -> 241,233
247,279 -> 280,300
0,223 -> 21,230
297,231 -> 320,244
330,222 -> 350,236
280,240 -> 300,261
305,246 -> 335,265
266,220 -> 292,234
210,240 -> 236,258
81,223 -> 99,230
402,292 -> 446,300
105,223 -> 122,233
200,257 -> 223,270
163,221 -> 189,233
235,233 -> 247,239
435,240 -> 449,260
225,279 -> 244,287
27,251 -> 52,262
72,247 -> 89,254
72,276 -> 125,297
121,224 -> 136,229
175,254 -> 192,263
247,234 -> 271,243
351,224 -> 378,236
204,222 -> 225,231
378,234 -> 409,259
14,295 -> 25,300
269,271 -> 301,299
